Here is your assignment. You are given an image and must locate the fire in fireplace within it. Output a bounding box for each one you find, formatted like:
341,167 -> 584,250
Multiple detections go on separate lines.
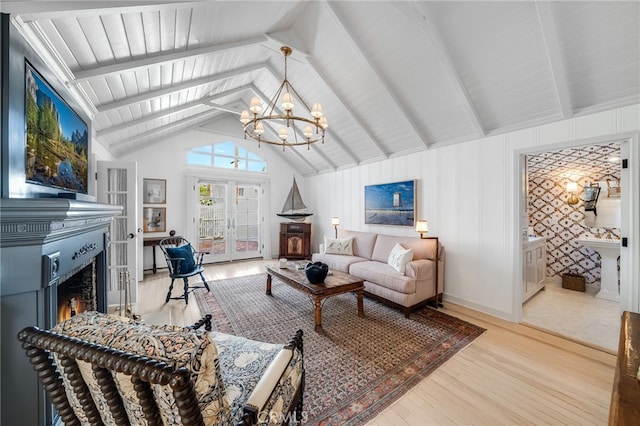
56,258 -> 97,324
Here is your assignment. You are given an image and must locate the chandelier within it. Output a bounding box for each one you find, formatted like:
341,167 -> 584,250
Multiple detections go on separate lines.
239,46 -> 328,150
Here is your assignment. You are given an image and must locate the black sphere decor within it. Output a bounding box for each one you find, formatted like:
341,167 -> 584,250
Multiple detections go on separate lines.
305,262 -> 329,284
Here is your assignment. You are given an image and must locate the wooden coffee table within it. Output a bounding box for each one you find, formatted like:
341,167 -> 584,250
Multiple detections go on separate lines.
265,262 -> 364,331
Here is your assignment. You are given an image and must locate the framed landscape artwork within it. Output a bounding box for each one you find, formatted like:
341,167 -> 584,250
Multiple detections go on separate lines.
143,178 -> 166,204
143,207 -> 166,233
25,60 -> 89,194
364,180 -> 416,226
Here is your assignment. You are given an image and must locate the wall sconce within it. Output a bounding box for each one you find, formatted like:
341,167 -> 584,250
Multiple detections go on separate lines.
415,220 -> 429,239
331,217 -> 340,238
566,182 -> 579,205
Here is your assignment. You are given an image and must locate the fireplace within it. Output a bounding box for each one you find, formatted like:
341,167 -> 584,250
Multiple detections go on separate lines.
0,198 -> 121,426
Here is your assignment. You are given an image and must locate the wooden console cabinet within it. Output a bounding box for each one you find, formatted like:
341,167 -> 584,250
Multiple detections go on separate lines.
279,223 -> 311,259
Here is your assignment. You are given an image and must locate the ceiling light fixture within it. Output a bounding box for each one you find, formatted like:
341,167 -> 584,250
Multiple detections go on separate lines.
239,46 -> 328,151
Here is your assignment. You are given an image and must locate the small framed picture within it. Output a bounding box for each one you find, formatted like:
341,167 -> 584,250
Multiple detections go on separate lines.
143,178 -> 166,204
143,207 -> 166,233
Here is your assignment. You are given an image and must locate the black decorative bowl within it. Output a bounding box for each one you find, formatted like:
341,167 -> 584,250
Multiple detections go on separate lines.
305,262 -> 329,284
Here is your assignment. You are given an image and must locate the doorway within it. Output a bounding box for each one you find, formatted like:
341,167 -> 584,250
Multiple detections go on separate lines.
196,180 -> 263,263
515,134 -> 638,351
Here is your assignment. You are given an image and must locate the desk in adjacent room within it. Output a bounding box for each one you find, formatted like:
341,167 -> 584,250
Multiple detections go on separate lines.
143,236 -> 181,273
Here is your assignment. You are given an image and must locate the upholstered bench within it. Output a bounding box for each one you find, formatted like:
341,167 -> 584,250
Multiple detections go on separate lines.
17,311 -> 304,425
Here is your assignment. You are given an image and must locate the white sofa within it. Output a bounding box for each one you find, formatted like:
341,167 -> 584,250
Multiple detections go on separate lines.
312,230 -> 444,317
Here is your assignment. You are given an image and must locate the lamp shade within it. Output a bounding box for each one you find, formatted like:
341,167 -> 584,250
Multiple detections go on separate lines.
249,97 -> 262,114
415,220 -> 428,234
566,182 -> 578,193
331,217 -> 340,226
282,92 -> 294,111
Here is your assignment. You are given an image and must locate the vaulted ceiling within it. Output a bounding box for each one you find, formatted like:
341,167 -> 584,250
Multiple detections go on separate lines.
5,1 -> 639,176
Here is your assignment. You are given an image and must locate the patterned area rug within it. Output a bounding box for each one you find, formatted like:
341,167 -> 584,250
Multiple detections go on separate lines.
195,274 -> 484,425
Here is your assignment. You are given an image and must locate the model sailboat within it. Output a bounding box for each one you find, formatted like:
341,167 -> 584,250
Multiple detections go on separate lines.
277,177 -> 313,222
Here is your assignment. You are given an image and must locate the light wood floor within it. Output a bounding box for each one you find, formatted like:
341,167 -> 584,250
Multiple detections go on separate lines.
135,259 -> 616,425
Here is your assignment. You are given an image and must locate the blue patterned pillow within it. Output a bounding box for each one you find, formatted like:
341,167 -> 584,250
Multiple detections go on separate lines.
166,244 -> 197,274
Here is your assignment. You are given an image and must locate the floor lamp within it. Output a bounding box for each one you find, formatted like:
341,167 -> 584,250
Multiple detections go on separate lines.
332,217 -> 340,238
416,219 -> 442,307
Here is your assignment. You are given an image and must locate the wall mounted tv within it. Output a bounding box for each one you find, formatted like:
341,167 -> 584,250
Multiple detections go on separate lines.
25,60 -> 88,195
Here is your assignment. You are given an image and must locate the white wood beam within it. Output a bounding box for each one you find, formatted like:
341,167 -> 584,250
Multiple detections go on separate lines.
109,107 -> 220,150
97,85 -> 249,136
265,34 -> 384,162
11,18 -> 98,117
96,62 -> 265,113
260,118 -> 319,176
393,2 -> 486,138
72,36 -> 267,83
306,55 -> 388,160
259,57 -> 359,165
535,1 -> 573,119
7,1 -> 203,21
323,0 -> 431,148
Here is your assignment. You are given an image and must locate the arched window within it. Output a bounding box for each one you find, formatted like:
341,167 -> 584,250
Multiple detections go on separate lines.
187,141 -> 267,172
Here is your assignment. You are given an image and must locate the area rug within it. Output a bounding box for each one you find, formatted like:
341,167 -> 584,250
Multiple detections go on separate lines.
195,274 -> 484,425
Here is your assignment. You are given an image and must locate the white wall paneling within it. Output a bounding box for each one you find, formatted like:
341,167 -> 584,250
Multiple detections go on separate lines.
307,104 -> 640,321
108,103 -> 639,319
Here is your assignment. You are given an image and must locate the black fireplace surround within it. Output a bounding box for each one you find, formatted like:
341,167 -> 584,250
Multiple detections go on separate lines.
0,198 -> 121,426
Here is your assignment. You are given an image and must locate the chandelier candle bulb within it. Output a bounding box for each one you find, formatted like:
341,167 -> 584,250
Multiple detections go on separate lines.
282,92 -> 294,111
250,97 -> 262,114
311,103 -> 323,118
303,126 -> 313,138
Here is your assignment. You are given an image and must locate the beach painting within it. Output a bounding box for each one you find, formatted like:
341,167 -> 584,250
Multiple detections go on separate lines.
365,180 -> 416,226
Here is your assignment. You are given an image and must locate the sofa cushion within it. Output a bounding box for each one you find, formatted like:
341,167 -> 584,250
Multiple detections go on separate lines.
312,252 -> 368,273
53,311 -> 228,425
323,236 -> 354,255
349,261 -> 416,294
372,234 -> 437,263
339,230 -> 378,259
387,243 -> 413,274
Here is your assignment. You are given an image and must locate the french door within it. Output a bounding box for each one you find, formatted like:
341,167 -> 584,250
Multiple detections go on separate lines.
97,161 -> 139,306
196,180 -> 262,263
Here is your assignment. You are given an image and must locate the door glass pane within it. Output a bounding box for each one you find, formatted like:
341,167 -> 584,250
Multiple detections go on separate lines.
106,168 -> 129,293
199,183 -> 227,255
234,184 -> 260,255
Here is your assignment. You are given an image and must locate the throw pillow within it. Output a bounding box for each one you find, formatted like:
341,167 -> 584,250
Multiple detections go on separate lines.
53,311 -> 228,425
387,243 -> 413,274
165,244 -> 197,274
324,236 -> 354,255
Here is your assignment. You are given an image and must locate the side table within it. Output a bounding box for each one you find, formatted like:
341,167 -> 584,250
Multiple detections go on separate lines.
143,236 -> 181,273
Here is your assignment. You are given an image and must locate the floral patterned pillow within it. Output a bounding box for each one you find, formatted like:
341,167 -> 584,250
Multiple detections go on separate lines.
53,311 -> 228,425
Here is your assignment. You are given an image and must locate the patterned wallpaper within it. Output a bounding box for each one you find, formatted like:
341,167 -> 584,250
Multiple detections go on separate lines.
527,143 -> 621,284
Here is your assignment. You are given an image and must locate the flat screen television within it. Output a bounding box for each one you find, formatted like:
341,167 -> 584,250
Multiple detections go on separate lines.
24,60 -> 88,195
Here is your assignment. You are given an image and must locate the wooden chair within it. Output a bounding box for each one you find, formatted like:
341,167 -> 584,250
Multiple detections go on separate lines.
607,179 -> 621,197
159,237 -> 210,304
17,313 -> 305,426
584,184 -> 601,216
